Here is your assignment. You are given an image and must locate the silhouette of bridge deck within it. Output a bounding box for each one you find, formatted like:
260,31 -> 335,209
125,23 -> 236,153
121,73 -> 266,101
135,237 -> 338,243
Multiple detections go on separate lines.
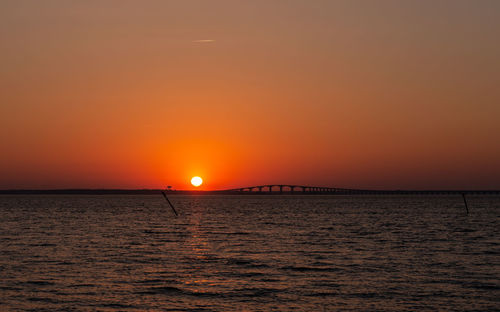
224,185 -> 345,194
217,185 -> 500,195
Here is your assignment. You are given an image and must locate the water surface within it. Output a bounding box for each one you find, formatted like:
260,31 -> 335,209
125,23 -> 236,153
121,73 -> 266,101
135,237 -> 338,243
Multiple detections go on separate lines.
0,195 -> 499,311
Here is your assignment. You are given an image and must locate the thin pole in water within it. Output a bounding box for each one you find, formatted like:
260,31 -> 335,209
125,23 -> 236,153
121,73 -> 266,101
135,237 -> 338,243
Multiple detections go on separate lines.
461,193 -> 469,215
162,191 -> 178,216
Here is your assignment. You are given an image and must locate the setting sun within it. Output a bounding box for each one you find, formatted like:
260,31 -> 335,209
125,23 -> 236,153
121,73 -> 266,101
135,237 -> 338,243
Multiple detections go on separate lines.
191,176 -> 203,187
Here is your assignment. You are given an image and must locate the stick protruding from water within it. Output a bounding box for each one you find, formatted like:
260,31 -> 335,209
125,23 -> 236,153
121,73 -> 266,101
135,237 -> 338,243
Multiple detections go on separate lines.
461,193 -> 469,215
162,191 -> 178,216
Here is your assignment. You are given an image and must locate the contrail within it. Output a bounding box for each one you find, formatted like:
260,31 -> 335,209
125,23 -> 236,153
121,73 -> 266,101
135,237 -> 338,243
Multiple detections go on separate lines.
192,39 -> 215,43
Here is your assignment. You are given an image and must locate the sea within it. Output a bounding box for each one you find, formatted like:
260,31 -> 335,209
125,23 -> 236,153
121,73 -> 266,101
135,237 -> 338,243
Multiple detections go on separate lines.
0,195 -> 499,311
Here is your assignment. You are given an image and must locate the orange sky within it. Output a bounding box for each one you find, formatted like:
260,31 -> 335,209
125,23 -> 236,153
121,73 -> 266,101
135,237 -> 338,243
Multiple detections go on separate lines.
1,1 -> 499,190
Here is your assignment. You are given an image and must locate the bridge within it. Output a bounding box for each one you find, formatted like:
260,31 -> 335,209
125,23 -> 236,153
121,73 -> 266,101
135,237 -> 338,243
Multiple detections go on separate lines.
223,185 -> 348,194
218,185 -> 500,195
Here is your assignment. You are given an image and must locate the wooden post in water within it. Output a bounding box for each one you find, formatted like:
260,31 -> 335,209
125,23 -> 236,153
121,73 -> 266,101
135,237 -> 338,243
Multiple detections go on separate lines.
461,193 -> 469,215
162,191 -> 178,216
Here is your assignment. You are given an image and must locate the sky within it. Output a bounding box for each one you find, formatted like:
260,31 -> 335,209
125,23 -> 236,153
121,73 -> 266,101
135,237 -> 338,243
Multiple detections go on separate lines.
1,0 -> 499,190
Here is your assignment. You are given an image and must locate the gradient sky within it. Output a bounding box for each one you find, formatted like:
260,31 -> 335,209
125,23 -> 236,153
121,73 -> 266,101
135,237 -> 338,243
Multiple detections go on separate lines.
1,0 -> 499,190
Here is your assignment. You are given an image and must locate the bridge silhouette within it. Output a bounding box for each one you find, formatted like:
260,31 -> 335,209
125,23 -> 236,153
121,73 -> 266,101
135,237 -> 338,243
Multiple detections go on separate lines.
218,185 -> 500,195
224,185 -> 347,194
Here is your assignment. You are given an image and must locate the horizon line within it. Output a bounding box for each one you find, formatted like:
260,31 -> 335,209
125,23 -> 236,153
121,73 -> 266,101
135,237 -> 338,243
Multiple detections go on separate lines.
1,188 -> 499,195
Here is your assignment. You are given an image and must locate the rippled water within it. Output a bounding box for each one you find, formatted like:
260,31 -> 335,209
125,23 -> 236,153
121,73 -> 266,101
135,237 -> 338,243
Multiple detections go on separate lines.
0,195 -> 499,311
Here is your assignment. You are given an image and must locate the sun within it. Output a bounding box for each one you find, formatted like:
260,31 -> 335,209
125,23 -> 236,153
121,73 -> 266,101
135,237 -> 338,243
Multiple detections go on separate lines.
191,176 -> 203,187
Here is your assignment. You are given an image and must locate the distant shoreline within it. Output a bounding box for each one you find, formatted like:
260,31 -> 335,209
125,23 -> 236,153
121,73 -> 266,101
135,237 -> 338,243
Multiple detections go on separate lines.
0,189 -> 499,195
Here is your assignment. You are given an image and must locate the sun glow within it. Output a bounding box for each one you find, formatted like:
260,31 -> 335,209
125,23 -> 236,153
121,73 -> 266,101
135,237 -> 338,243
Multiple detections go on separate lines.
191,176 -> 203,187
